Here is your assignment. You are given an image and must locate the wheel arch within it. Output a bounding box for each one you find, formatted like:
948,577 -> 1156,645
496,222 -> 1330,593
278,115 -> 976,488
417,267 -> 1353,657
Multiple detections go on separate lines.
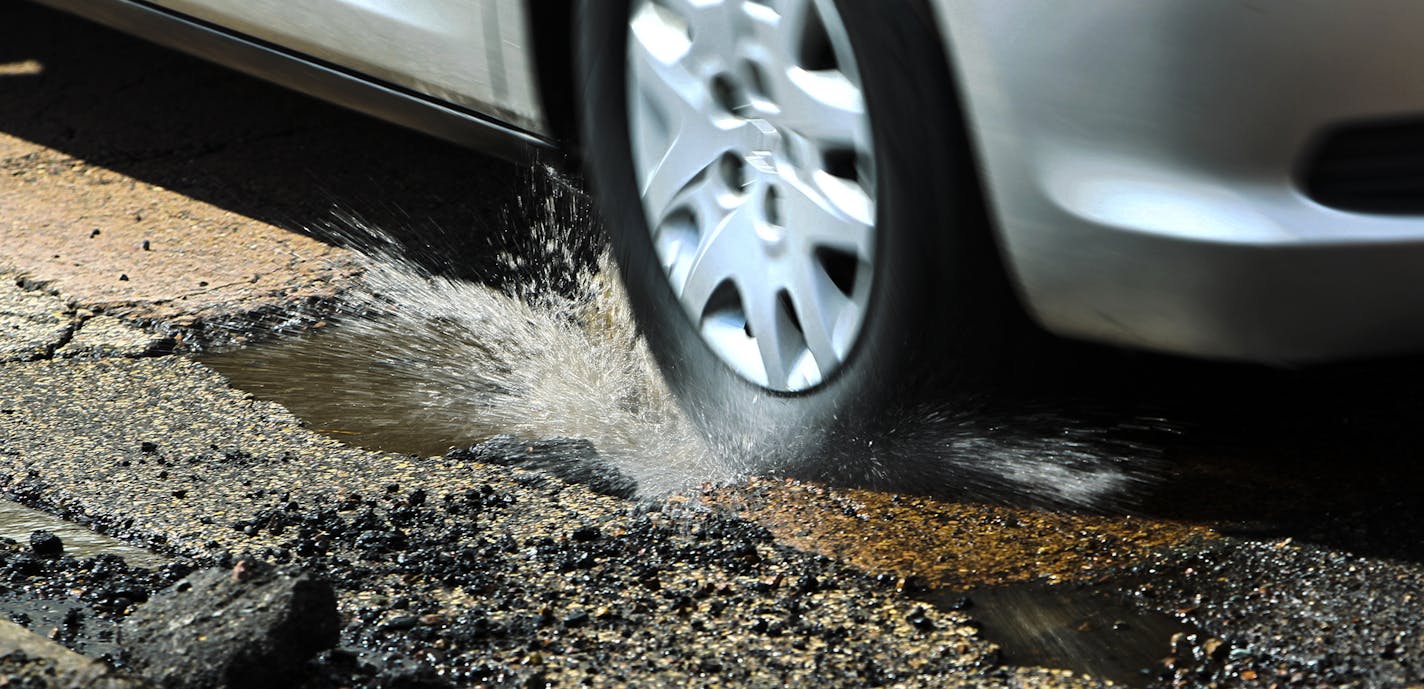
526,0 -> 582,161
915,0 -> 1034,322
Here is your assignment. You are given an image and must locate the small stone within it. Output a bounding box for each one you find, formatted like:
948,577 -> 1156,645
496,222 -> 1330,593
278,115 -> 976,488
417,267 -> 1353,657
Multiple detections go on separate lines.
118,274 -> 129,282
140,441 -> 159,454
905,607 -> 936,632
794,574 -> 820,594
571,526 -> 602,543
29,530 -> 63,557
232,560 -> 258,582
1202,637 -> 1228,660
563,610 -> 590,628
382,615 -> 418,631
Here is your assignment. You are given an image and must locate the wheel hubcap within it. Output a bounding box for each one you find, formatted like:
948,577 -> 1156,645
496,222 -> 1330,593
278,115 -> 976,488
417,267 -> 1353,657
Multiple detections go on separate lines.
626,0 -> 876,393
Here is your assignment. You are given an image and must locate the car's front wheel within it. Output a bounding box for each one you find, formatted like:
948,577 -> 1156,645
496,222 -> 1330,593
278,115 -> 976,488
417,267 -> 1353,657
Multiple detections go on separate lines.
577,0 -> 1010,467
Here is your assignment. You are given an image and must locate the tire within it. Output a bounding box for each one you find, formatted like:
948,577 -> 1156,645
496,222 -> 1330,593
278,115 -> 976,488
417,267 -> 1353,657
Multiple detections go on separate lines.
576,0 -> 1010,470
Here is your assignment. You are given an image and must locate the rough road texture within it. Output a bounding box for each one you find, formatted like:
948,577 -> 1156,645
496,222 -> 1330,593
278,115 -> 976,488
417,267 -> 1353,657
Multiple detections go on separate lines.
1,276 -> 172,362
0,283 -> 73,362
0,354 -> 1102,688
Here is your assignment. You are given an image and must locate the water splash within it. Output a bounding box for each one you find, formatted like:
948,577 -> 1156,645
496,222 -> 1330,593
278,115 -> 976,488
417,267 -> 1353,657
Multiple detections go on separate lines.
204,166 -> 1166,505
203,168 -> 726,496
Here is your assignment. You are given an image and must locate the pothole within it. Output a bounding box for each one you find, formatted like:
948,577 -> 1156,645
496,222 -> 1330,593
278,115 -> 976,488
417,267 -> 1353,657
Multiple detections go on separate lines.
922,583 -> 1201,688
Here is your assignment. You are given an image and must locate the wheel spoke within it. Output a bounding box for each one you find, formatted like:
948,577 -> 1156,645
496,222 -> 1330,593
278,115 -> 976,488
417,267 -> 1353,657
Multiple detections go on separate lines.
737,0 -> 867,149
787,256 -> 850,376
679,201 -> 755,314
809,0 -> 858,78
745,287 -> 797,388
655,0 -> 721,20
741,0 -> 803,63
629,4 -> 699,119
784,175 -> 874,260
778,69 -> 865,148
641,130 -> 731,224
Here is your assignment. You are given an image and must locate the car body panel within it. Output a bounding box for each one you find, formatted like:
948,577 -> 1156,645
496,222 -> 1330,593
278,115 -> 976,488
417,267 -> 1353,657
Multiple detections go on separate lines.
144,0 -> 548,135
28,0 -> 1424,364
930,0 -> 1424,362
28,0 -> 552,160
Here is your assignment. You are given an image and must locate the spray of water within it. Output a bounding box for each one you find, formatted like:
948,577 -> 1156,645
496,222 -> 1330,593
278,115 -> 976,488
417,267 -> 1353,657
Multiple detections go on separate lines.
205,165 -> 1166,506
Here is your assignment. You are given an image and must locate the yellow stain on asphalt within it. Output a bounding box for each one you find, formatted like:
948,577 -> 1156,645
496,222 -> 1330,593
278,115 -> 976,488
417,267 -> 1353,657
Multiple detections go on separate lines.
0,60 -> 43,76
707,477 -> 1218,590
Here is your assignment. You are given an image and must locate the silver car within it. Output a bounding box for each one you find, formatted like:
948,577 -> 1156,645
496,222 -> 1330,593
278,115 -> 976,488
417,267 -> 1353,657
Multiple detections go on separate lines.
32,0 -> 1424,450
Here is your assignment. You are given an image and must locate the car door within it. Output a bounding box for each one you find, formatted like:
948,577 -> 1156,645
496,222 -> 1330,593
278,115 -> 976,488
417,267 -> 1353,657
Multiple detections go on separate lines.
146,0 -> 547,135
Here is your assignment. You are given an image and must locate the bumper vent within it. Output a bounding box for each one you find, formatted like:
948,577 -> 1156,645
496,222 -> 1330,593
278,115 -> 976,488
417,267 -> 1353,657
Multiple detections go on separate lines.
1304,119 -> 1424,214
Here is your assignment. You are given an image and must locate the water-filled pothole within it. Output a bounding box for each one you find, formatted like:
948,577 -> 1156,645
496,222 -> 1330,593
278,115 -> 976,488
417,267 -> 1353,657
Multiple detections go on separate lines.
196,236 -> 724,498
200,326 -> 504,458
923,583 -> 1200,687
203,321 -> 1200,687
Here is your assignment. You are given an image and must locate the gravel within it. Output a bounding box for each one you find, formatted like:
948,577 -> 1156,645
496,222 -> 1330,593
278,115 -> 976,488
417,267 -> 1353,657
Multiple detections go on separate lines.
0,355 -> 1112,688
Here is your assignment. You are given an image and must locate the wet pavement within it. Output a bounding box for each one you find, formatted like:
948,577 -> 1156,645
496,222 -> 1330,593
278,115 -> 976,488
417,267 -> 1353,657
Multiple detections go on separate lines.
0,501 -> 166,569
4,3 -> 1424,688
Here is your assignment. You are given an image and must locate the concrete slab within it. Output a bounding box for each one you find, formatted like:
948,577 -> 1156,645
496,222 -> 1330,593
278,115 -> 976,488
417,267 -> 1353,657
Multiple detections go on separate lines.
0,152 -> 354,334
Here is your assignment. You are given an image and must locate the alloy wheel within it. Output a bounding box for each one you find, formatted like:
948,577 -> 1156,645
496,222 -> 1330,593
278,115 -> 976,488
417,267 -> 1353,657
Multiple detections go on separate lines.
625,0 -> 876,392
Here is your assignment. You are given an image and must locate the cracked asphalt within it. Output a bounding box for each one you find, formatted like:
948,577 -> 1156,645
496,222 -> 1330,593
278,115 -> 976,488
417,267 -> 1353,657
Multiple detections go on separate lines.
4,3 -> 1424,688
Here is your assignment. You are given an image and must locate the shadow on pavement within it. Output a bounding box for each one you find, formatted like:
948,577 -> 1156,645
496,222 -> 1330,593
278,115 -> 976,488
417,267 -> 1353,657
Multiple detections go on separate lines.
0,2 -> 596,291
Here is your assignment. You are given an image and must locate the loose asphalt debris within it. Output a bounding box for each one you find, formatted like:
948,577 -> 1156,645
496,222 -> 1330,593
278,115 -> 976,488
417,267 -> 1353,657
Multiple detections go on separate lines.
449,436 -> 638,499
124,559 -> 339,689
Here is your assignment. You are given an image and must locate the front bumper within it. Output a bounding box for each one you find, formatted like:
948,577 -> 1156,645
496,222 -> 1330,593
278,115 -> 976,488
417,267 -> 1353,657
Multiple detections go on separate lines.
934,0 -> 1424,363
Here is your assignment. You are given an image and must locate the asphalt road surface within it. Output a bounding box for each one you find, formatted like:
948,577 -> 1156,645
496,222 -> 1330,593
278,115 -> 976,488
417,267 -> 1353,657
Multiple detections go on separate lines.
3,3 -> 1424,688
